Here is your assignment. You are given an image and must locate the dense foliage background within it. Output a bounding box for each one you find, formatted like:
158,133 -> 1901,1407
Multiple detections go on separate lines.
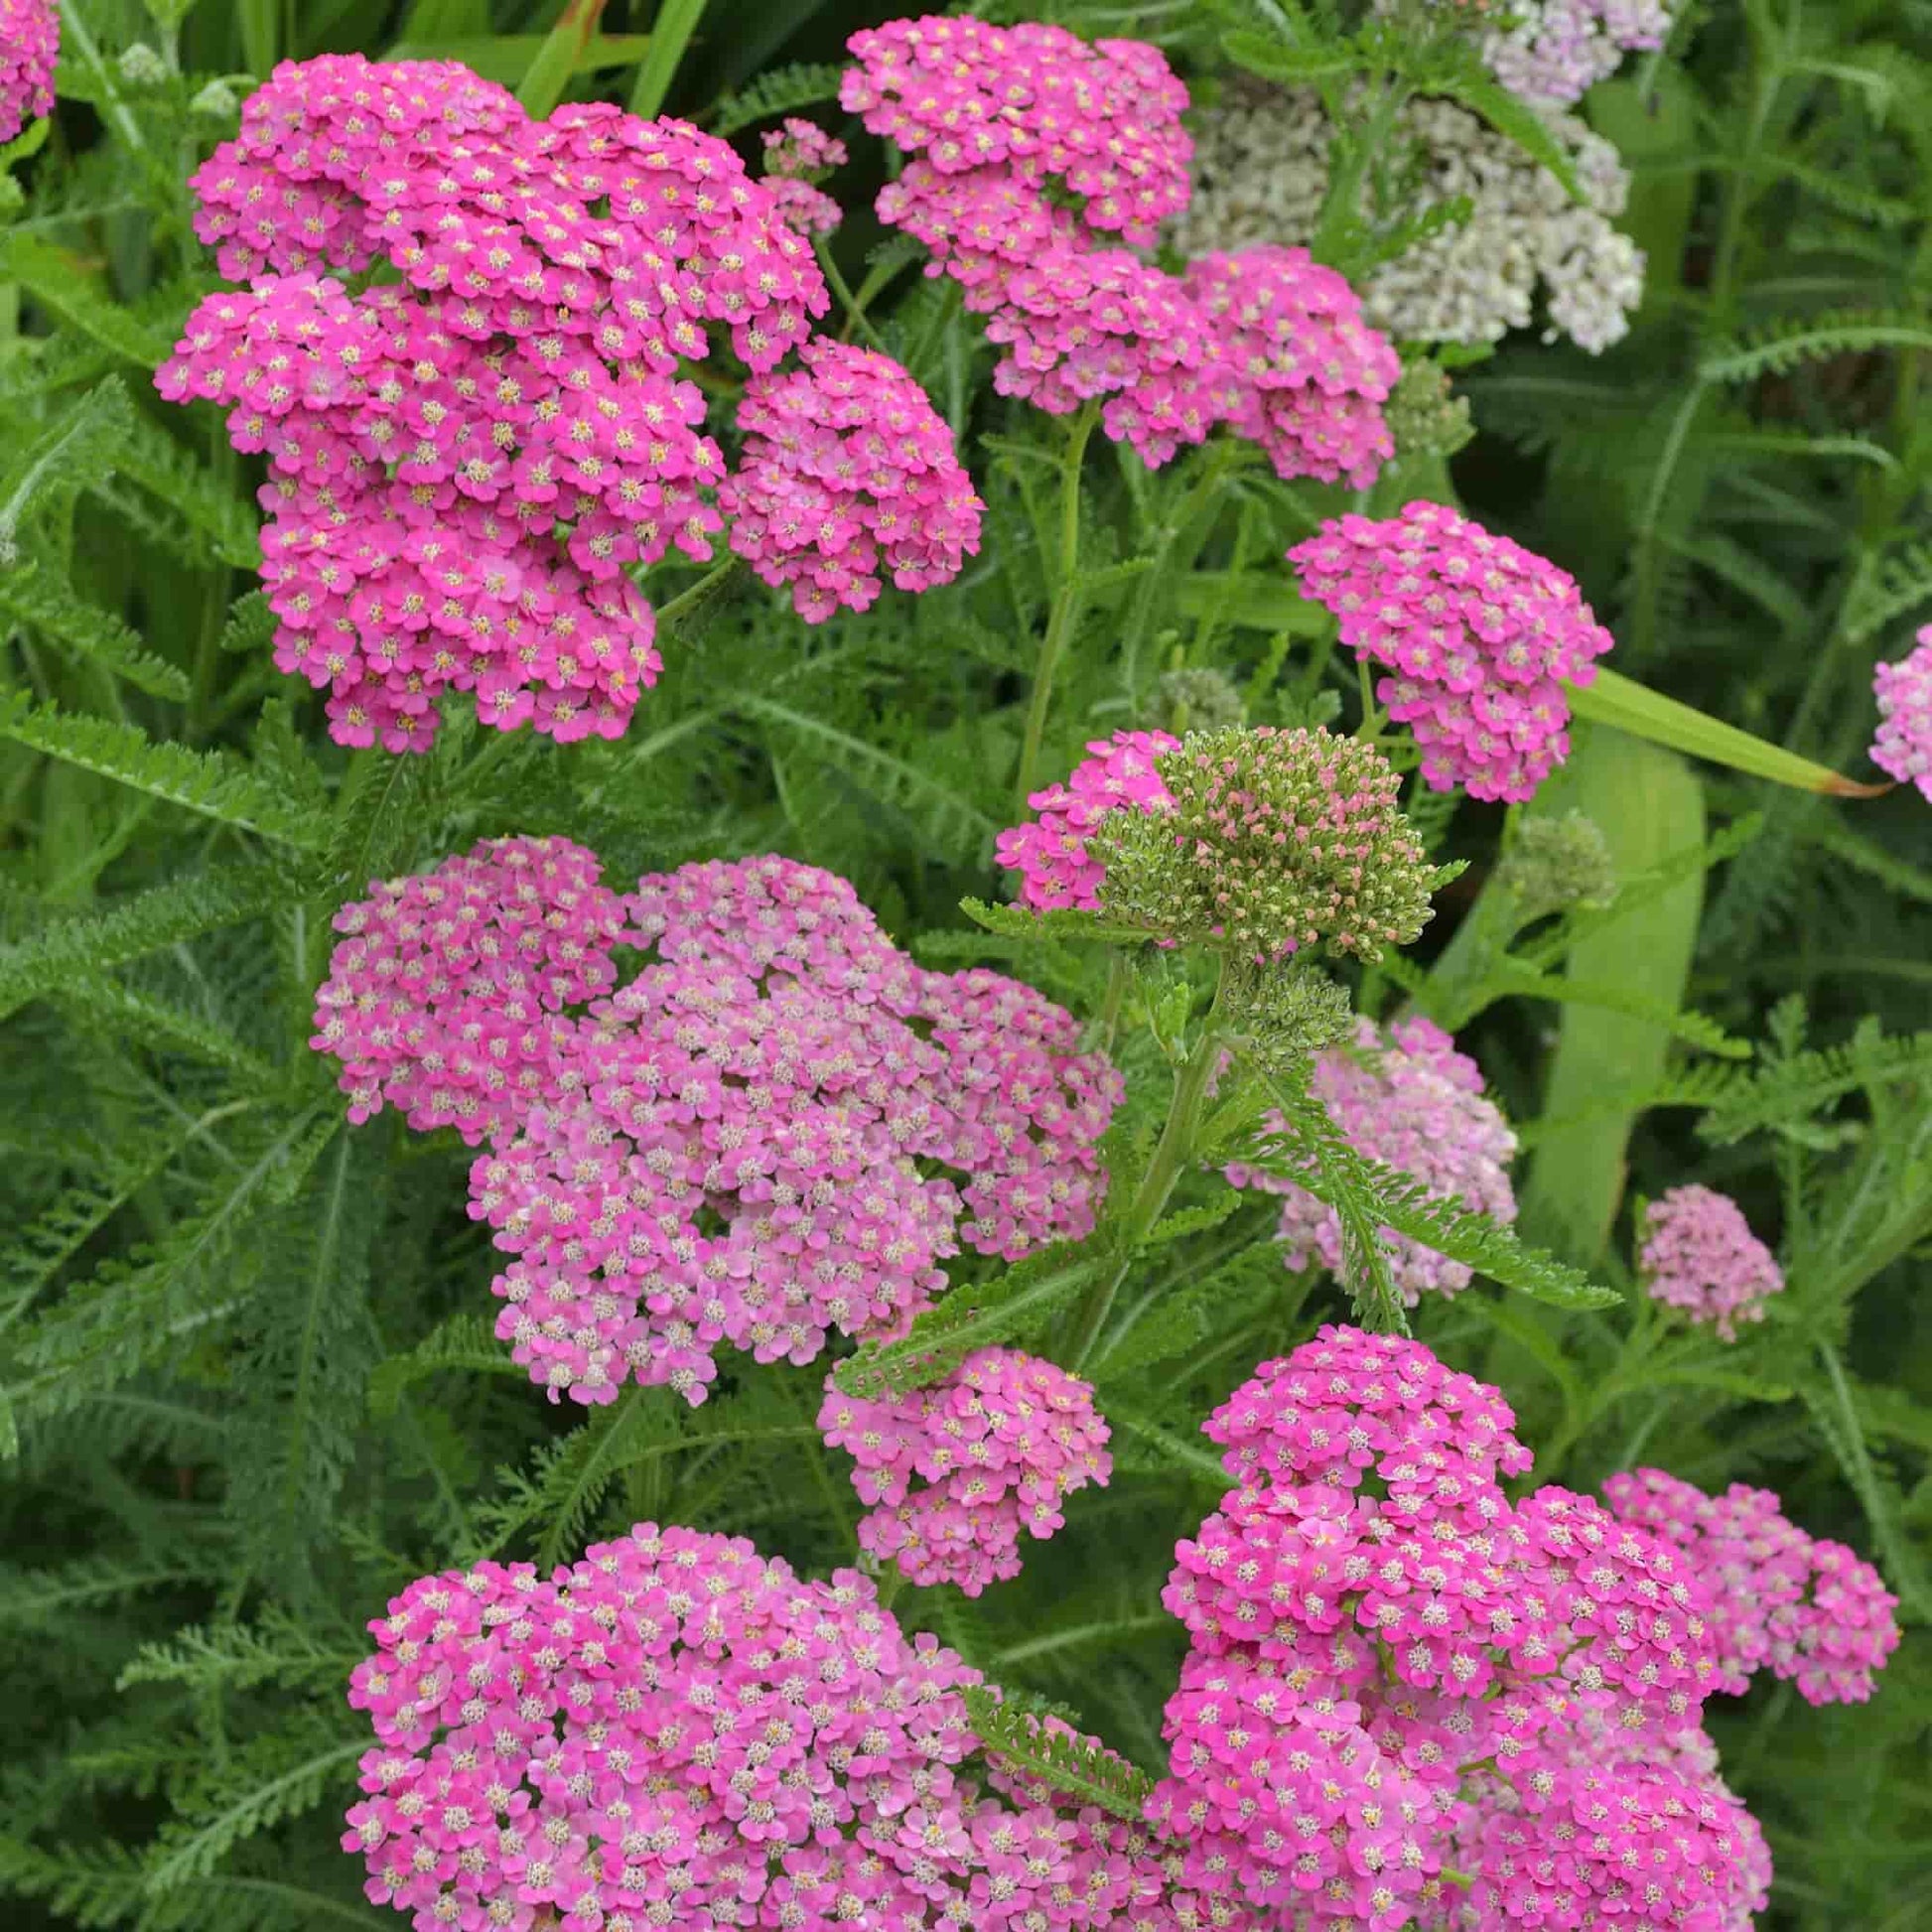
2,1 -> 1929,1927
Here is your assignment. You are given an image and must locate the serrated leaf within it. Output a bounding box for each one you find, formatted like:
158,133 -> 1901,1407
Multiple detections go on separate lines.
0,559 -> 191,700
959,896 -> 1154,946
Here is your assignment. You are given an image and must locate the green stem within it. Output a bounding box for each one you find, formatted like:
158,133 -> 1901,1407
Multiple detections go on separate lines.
653,555 -> 738,628
817,237 -> 890,352
1095,950 -> 1130,1056
1064,958 -> 1229,1373
1015,402 -> 1100,807
1119,437 -> 1242,701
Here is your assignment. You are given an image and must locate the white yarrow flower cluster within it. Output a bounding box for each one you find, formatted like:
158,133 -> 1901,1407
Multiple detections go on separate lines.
1170,82 -> 1646,354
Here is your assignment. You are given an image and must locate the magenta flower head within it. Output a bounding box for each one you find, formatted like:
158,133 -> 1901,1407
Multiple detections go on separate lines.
759,116 -> 847,237
1289,501 -> 1615,803
841,15 -> 1194,247
1227,1016 -> 1518,1305
818,1346 -> 1112,1594
1637,1183 -> 1783,1340
0,0 -> 57,145
1603,1467 -> 1901,1705
157,54 -> 829,752
346,1520 -> 1225,1932
1871,624 -> 1932,797
468,854 -> 1120,1407
719,340 -> 985,621
1184,246 -> 1399,488
1153,1327 -> 1737,1931
310,836 -> 632,1145
1005,725 -> 1447,961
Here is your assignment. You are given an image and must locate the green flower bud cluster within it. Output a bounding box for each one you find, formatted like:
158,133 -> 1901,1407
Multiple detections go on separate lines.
1498,810 -> 1617,924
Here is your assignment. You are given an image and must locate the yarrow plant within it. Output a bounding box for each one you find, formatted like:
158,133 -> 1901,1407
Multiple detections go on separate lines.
759,116 -> 848,237
719,339 -> 985,621
0,0 -> 56,147
1870,624 -> 1932,798
316,848 -> 1121,1407
1289,501 -> 1616,803
1637,1184 -> 1784,1340
1227,1016 -> 1518,1304
999,726 -> 1448,961
817,1345 -> 1112,1594
157,53 -> 840,748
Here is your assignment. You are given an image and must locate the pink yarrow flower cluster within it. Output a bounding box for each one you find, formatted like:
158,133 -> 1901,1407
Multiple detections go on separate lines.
158,54 -> 828,750
845,16 -> 1396,482
1637,1183 -> 1783,1340
458,854 -> 1121,1407
0,0 -> 57,146
310,835 -> 632,1144
1474,0 -> 1675,106
759,116 -> 848,238
1290,501 -> 1615,803
346,1522 -> 1216,1932
1870,624 -> 1932,798
1226,1016 -> 1518,1304
1604,1467 -> 1900,1704
995,729 -> 1177,912
719,339 -> 985,621
1151,1326 -> 1773,1932
818,1347 -> 1111,1593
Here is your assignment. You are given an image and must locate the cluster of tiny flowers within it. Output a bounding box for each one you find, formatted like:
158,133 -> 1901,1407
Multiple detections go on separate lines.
995,729 -> 1177,912
1168,83 -> 1645,356
719,339 -> 985,621
1183,247 -> 1398,488
1870,624 -> 1932,799
1091,727 -> 1448,962
817,1347 -> 1112,1594
1636,1184 -> 1784,1340
0,0 -> 57,146
1289,501 -> 1615,803
1150,1327 -> 1772,1932
467,854 -> 1121,1406
759,116 -> 847,237
844,17 -> 1398,479
1604,1467 -> 1901,1705
1226,1016 -> 1518,1304
311,836 -> 632,1144
158,54 -> 829,750
1463,0 -> 1676,106
345,1521 -> 1221,1932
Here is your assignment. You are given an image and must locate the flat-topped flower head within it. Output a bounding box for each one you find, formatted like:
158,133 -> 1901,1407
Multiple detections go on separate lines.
841,15 -> 1194,246
159,54 -> 828,752
1184,246 -> 1398,488
0,0 -> 57,145
819,1347 -> 1111,1593
1090,726 -> 1449,961
1227,1016 -> 1518,1304
311,836 -> 631,1144
347,1521 -> 1218,1932
996,729 -> 1178,912
1603,1467 -> 1901,1704
720,340 -> 985,621
1289,500 -> 1615,802
1871,625 -> 1932,798
1468,0 -> 1676,106
1637,1184 -> 1783,1340
470,855 -> 1119,1407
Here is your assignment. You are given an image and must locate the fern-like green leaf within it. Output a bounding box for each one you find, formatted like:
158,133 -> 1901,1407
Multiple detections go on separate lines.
1698,1029 -> 1932,1144
0,558 -> 192,699
0,375 -> 133,548
960,896 -> 1155,946
1701,310 -> 1932,383
367,1311 -> 530,1417
117,1610 -> 364,1695
962,1688 -> 1155,1818
1490,965 -> 1752,1057
6,236 -> 179,368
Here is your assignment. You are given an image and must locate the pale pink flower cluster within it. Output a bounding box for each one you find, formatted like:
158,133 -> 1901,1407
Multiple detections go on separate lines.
1289,501 -> 1616,803
1227,1017 -> 1518,1304
845,16 -> 1396,480
994,729 -> 1177,912
1870,624 -> 1932,798
1475,0 -> 1676,106
1637,1183 -> 1784,1340
1152,1326 -> 1769,1932
345,1522 -> 1213,1932
0,0 -> 56,146
310,835 -> 631,1144
1185,247 -> 1398,487
759,116 -> 848,238
719,340 -> 984,621
157,54 -> 828,750
818,1346 -> 1111,1594
1604,1467 -> 1900,1704
460,854 -> 1120,1407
